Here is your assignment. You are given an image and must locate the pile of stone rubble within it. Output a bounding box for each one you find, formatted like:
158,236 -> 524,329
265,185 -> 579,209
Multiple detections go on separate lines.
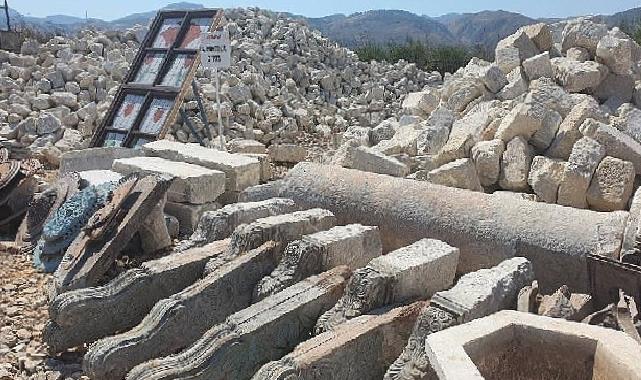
332,18 -> 641,211
0,7 -> 440,166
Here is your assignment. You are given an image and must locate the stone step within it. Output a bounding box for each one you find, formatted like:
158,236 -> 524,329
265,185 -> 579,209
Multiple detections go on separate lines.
142,140 -> 261,192
253,302 -> 423,380
384,257 -> 534,380
83,242 -> 282,380
254,224 -> 382,301
44,240 -> 229,354
224,208 -> 336,261
125,266 -> 351,380
112,156 -> 226,204
316,238 -> 459,334
177,198 -> 298,252
52,174 -> 172,296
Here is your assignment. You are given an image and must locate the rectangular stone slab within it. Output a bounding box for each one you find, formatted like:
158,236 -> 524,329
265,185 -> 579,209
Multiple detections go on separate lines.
52,174 -> 171,295
370,238 -> 460,302
113,156 -> 226,204
226,208 -> 336,258
44,239 -> 229,354
252,302 -> 423,380
125,266 -> 351,380
83,242 -> 282,380
59,147 -> 142,173
143,140 -> 261,192
164,201 -> 220,236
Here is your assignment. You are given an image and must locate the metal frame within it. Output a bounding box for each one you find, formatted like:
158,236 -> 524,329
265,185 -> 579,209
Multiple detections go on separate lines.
90,8 -> 223,148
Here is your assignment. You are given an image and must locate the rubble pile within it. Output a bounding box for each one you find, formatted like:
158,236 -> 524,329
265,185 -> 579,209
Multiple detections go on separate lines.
333,19 -> 641,211
0,7 -> 441,166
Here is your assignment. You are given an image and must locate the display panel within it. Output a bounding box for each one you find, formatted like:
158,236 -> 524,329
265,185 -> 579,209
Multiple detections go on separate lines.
152,18 -> 182,48
139,98 -> 174,135
111,94 -> 145,131
161,53 -> 196,87
131,53 -> 165,84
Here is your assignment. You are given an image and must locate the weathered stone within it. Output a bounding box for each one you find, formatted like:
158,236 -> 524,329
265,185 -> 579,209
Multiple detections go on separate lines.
495,102 -> 545,143
523,23 -> 553,51
83,242 -> 283,380
437,103 -> 493,163
566,47 -> 591,62
594,72 -> 635,103
527,156 -> 565,204
416,122 -> 450,155
557,136 -> 606,209
253,303 -> 423,380
384,257 -> 534,380
425,158 -> 483,192
143,140 -> 260,192
522,52 -> 554,81
499,136 -> 534,192
495,30 -> 539,73
125,267 -> 351,380
517,280 -> 540,313
254,224 -> 382,301
530,110 -> 562,151
113,157 -> 226,204
53,175 -> 172,295
596,31 -> 635,75
164,201 -> 220,236
338,145 -> 409,177
586,156 -> 635,211
315,239 -> 459,334
60,147 -> 143,173
44,240 -> 229,354
402,90 -> 439,117
471,139 -> 504,187
228,139 -> 266,154
268,144 -> 307,163
469,62 -> 508,94
561,19 -> 609,55
546,98 -> 604,160
551,57 -> 605,93
178,198 -> 298,251
241,153 -> 272,183
580,118 -> 641,174
371,119 -> 400,146
374,124 -> 421,156
228,208 -> 336,256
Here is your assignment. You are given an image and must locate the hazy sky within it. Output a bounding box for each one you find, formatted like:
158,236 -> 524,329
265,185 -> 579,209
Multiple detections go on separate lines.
12,0 -> 641,20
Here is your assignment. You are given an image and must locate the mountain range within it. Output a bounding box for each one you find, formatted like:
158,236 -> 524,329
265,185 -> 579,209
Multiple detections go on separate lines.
2,2 -> 641,50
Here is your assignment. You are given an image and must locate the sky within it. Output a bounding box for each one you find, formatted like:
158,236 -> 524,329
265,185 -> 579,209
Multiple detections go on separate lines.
11,0 -> 641,20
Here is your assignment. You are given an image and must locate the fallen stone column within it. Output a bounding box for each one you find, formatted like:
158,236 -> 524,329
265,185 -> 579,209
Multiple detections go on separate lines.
253,302 -> 424,380
224,208 -> 336,260
384,257 -> 534,380
83,241 -> 281,380
315,239 -> 459,334
176,198 -> 299,252
125,266 -> 351,380
44,240 -> 229,354
254,224 -> 382,301
241,163 -> 627,292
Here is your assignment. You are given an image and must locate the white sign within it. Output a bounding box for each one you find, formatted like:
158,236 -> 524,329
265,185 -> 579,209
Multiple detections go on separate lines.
200,29 -> 231,69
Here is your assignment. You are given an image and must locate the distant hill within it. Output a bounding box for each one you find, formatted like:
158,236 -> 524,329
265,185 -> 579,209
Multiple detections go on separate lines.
435,10 -> 538,50
306,10 -> 458,47
3,4 -> 641,51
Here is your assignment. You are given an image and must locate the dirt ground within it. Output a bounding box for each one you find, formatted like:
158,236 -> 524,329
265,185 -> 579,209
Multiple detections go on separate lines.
0,249 -> 85,380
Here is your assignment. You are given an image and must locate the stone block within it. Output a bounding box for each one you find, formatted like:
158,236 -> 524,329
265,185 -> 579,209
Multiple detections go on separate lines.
424,310 -> 641,380
522,51 -> 553,81
499,136 -> 534,192
425,158 -> 483,192
143,140 -> 260,192
228,208 -> 336,257
557,136 -> 606,209
551,57 -> 605,93
254,224 -> 382,300
471,140 -> 504,188
402,90 -> 439,117
164,201 -> 220,236
497,66 -> 528,100
315,239 -> 459,334
581,118 -> 641,174
241,153 -> 272,183
113,156 -> 225,204
125,267 -> 351,380
546,98 -> 604,160
59,147 -> 142,173
495,103 -> 545,143
586,156 -> 635,211
178,198 -> 299,251
44,240 -> 229,354
527,156 -> 565,204
253,303 -> 423,380
495,30 -> 539,73
268,144 -> 307,163
339,145 -> 409,177
228,139 -> 266,154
